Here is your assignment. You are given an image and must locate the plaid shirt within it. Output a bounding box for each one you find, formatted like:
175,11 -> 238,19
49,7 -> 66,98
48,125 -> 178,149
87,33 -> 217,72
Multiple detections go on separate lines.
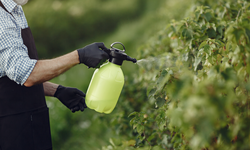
0,0 -> 37,85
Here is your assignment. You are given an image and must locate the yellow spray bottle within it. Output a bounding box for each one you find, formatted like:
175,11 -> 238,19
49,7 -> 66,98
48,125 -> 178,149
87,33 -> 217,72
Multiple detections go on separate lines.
85,42 -> 137,114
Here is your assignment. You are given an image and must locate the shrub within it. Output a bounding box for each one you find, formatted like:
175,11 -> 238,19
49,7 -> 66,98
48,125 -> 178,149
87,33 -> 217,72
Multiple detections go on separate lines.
105,0 -> 250,149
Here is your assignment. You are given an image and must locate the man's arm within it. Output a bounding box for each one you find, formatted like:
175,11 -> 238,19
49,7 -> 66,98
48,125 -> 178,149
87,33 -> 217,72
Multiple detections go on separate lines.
43,81 -> 59,96
24,50 -> 79,87
24,42 -> 109,87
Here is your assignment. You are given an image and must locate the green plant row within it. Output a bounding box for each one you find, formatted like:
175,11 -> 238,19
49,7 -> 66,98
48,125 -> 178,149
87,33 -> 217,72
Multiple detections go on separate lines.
104,0 -> 250,149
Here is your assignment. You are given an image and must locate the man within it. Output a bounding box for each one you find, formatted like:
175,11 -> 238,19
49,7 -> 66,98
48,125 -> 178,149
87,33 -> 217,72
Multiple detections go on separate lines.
0,0 -> 109,149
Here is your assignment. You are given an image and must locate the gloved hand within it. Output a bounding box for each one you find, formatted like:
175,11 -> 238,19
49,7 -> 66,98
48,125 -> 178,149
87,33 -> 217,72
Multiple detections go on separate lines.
77,42 -> 110,68
54,85 -> 87,113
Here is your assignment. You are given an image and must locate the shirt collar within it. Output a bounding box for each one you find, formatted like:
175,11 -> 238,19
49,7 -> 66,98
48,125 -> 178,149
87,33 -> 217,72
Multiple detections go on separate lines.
1,0 -> 18,13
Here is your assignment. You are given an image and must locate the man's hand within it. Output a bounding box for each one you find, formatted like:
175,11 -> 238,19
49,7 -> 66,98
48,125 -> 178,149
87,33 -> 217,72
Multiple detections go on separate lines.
77,42 -> 109,68
54,85 -> 87,112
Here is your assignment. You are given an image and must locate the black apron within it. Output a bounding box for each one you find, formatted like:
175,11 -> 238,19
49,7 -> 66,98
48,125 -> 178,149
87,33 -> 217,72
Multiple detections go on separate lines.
0,2 -> 52,150
0,27 -> 47,117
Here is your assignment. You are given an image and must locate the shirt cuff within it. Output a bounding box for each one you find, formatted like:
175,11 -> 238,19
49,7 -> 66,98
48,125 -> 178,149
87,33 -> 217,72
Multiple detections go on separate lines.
19,59 -> 37,85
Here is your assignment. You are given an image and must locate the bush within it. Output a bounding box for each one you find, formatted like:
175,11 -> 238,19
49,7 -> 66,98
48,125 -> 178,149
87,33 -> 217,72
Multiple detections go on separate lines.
104,0 -> 250,149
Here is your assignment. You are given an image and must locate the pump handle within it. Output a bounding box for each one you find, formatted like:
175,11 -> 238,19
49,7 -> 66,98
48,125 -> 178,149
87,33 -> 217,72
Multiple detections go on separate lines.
110,42 -> 126,52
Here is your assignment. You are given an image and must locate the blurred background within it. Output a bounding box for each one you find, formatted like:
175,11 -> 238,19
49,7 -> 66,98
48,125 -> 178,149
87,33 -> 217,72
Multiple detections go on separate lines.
23,0 -> 191,149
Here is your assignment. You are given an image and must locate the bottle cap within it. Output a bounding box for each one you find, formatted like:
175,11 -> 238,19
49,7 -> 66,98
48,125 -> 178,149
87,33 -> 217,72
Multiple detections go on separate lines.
107,42 -> 137,66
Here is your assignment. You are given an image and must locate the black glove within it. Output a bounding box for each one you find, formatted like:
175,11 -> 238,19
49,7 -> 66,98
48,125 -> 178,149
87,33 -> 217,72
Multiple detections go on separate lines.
54,85 -> 87,113
77,42 -> 109,68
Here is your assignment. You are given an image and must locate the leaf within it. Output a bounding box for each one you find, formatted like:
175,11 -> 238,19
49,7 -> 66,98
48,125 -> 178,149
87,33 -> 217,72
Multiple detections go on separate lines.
194,56 -> 202,71
147,132 -> 158,142
233,28 -> 244,44
156,70 -> 169,85
122,140 -> 136,147
159,121 -> 166,131
130,117 -> 136,126
202,12 -> 212,22
157,116 -> 167,131
161,134 -> 169,146
217,25 -> 224,38
147,88 -> 157,98
149,95 -> 156,104
136,124 -> 145,134
200,35 -> 208,41
182,28 -> 193,39
207,28 -> 216,38
128,111 -> 138,118
153,70 -> 171,96
171,25 -> 176,33
155,97 -> 166,108
201,24 -> 207,33
195,10 -> 201,20
182,52 -> 189,61
199,41 -> 207,49
215,39 -> 225,47
245,28 -> 250,42
133,123 -> 138,130
204,44 -> 210,54
109,138 -> 117,148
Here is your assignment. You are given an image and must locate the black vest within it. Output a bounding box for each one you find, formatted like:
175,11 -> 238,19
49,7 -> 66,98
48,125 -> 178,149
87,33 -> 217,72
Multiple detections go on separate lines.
0,2 -> 46,117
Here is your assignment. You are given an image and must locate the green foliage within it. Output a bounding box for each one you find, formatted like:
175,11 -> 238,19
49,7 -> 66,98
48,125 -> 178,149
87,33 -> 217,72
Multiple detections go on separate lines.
113,0 -> 250,149
23,0 -> 165,59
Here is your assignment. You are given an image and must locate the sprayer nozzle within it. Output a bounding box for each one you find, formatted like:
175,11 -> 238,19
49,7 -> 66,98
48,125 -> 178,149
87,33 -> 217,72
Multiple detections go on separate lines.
132,58 -> 137,63
126,56 -> 137,63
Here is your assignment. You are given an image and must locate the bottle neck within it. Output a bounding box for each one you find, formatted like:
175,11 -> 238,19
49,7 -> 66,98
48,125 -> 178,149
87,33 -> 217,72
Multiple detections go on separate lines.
109,57 -> 124,66
109,61 -> 122,67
